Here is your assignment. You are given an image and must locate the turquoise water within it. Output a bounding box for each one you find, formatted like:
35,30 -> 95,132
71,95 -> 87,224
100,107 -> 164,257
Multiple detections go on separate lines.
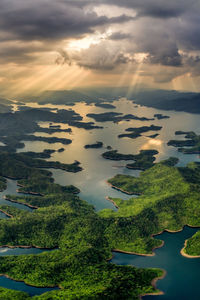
111,226 -> 200,300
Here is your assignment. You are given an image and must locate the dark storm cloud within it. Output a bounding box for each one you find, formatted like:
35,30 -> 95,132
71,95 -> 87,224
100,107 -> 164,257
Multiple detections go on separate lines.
0,0 -> 133,41
109,32 -> 132,40
85,0 -> 196,19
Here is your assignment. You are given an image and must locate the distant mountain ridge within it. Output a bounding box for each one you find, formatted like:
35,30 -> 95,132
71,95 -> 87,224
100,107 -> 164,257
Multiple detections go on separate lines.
18,88 -> 200,114
131,89 -> 200,114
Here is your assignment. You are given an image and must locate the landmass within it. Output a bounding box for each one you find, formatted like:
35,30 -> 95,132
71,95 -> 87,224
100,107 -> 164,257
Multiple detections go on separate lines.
20,88 -> 200,114
95,103 -> 116,109
0,108 -> 102,151
148,134 -> 159,138
102,149 -> 159,170
84,141 -> 103,149
87,112 -> 154,123
99,158 -> 200,255
118,125 -> 162,139
154,114 -> 170,120
131,89 -> 200,114
0,150 -> 163,299
181,231 -> 200,257
168,131 -> 200,154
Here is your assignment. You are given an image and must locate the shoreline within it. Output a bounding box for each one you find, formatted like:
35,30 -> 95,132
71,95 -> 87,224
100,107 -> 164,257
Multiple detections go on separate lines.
4,196 -> 38,209
180,239 -> 200,258
139,270 -> 166,299
0,209 -> 13,218
112,225 -> 200,257
107,181 -> 141,195
105,187 -> 200,258
106,196 -> 119,209
0,273 -> 60,290
0,244 -> 57,250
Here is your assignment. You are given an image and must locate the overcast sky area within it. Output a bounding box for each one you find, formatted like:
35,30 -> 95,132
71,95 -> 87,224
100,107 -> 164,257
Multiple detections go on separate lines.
1,0 -> 200,96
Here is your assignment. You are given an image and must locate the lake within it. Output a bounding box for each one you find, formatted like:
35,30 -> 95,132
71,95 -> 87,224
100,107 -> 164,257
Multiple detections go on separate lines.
3,98 -> 200,297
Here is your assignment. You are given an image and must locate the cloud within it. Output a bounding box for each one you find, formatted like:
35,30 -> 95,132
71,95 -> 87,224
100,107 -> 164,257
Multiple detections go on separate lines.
109,32 -> 132,40
0,0 -> 200,91
55,49 -> 71,66
69,42 -> 135,70
101,0 -> 197,19
0,0 -> 133,41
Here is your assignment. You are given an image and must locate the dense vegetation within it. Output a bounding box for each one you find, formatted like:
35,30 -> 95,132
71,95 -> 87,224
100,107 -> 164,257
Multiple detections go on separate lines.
0,172 -> 162,299
118,125 -> 162,139
0,152 -> 82,179
99,159 -> 200,254
87,112 -> 154,122
0,177 -> 7,192
168,131 -> 200,154
183,231 -> 200,256
102,149 -> 159,170
23,88 -> 200,114
132,89 -> 200,114
84,141 -> 103,149
0,108 -> 102,151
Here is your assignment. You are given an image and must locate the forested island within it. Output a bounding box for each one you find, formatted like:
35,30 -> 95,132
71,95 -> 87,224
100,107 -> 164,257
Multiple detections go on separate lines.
95,103 -> 116,109
87,112 -> 154,123
0,108 -> 103,152
118,125 -> 162,139
102,149 -> 158,170
0,149 -> 163,299
181,231 -> 200,257
168,131 -> 200,154
99,158 -> 200,256
84,141 -> 103,149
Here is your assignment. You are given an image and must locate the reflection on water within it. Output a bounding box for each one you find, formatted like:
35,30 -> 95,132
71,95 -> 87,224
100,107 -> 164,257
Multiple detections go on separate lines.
0,179 -> 33,213
0,247 -> 49,256
111,227 -> 200,300
12,99 -> 200,298
17,99 -> 200,210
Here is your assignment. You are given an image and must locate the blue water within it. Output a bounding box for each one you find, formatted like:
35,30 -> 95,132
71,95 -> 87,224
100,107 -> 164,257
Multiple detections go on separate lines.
4,99 -> 200,297
0,276 -> 58,296
0,247 -> 49,256
0,178 -> 33,213
111,226 -> 200,300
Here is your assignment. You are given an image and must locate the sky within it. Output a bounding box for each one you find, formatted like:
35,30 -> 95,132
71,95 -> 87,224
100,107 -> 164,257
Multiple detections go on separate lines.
1,0 -> 200,96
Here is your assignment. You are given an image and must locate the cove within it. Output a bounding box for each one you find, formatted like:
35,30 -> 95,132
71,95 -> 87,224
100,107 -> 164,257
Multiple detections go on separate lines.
0,247 -> 51,256
111,226 -> 200,300
0,178 -> 33,213
0,275 -> 59,296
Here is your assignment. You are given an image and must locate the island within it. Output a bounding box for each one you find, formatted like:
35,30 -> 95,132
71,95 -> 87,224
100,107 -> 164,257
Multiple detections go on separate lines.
0,149 -> 163,299
148,134 -> 159,138
154,114 -> 170,120
84,141 -> 103,149
99,158 -> 200,256
168,131 -> 200,154
102,149 -> 159,170
0,108 -> 103,152
118,125 -> 162,139
95,102 -> 116,109
87,112 -> 154,123
57,148 -> 65,153
181,231 -> 200,257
